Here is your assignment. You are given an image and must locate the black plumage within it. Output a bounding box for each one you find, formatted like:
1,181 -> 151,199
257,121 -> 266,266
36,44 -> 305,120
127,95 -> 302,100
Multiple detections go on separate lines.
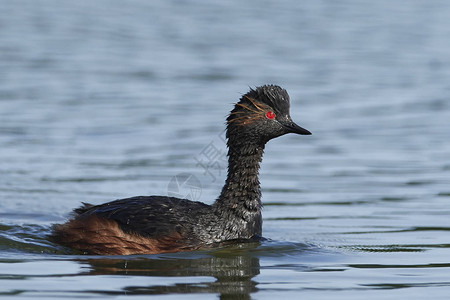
51,85 -> 311,255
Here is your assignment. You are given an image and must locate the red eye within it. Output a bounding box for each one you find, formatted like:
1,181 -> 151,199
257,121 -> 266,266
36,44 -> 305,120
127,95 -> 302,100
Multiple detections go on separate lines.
265,111 -> 276,120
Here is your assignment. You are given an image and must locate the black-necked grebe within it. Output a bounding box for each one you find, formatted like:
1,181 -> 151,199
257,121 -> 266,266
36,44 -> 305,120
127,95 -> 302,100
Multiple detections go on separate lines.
51,85 -> 311,255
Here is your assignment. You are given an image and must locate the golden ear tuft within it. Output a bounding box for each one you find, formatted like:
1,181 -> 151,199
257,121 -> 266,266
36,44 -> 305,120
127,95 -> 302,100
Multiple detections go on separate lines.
227,96 -> 272,126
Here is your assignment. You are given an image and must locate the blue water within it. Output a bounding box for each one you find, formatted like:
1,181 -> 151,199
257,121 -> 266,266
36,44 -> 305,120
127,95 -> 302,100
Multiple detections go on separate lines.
1,0 -> 450,299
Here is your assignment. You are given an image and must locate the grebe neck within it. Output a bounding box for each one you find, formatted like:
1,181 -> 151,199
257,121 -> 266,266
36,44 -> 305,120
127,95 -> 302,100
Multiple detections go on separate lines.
214,139 -> 265,228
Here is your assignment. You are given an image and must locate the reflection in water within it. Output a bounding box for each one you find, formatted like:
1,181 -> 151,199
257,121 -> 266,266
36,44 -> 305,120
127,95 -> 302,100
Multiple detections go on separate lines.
84,243 -> 261,299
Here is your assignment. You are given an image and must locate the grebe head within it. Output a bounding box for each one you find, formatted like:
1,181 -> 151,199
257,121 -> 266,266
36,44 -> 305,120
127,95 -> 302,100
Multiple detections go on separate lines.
227,85 -> 311,145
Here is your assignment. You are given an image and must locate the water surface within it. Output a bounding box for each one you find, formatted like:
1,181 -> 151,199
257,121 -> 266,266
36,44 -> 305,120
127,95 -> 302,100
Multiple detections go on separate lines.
1,0 -> 450,299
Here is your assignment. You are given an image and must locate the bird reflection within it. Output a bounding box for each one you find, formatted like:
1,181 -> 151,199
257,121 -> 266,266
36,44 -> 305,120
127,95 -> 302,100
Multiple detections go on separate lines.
83,241 -> 261,299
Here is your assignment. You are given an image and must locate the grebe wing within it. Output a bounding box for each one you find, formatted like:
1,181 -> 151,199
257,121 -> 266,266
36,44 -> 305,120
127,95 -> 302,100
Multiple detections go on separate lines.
75,195 -> 210,239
